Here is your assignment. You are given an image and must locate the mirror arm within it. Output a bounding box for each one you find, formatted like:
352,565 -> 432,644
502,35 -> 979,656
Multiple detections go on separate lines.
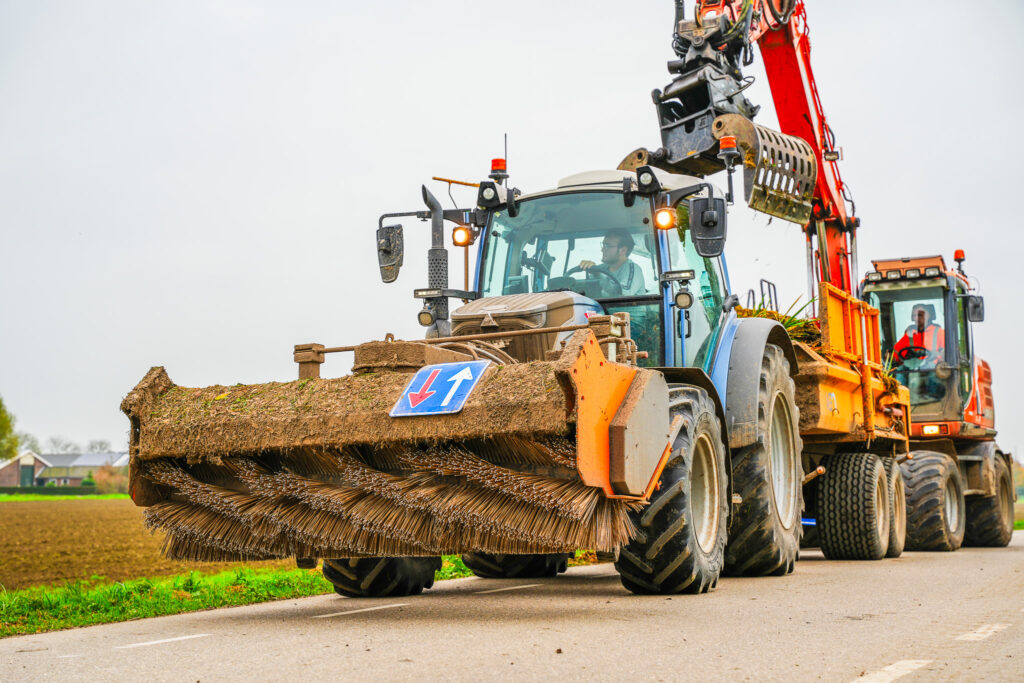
378,210 -> 429,230
662,182 -> 714,208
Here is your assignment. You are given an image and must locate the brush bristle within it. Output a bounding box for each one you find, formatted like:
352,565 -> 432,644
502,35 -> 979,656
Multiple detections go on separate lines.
140,440 -> 638,560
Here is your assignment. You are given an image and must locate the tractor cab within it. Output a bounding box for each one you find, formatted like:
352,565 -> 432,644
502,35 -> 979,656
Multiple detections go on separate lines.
472,169 -> 730,371
860,253 -> 994,438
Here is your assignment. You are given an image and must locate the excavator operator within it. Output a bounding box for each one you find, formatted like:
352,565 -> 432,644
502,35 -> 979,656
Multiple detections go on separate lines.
893,303 -> 945,366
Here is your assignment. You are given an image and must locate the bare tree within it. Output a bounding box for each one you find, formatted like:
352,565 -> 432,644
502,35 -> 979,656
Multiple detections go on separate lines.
45,436 -> 81,454
16,432 -> 42,454
87,439 -> 112,453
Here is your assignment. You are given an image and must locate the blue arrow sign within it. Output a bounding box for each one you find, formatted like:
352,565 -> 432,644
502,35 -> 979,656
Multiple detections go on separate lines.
390,360 -> 492,417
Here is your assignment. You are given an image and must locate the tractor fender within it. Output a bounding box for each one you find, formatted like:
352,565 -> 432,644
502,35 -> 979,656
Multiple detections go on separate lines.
713,317 -> 798,451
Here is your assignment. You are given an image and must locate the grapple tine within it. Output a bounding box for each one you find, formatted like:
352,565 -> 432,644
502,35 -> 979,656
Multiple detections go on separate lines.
712,113 -> 818,225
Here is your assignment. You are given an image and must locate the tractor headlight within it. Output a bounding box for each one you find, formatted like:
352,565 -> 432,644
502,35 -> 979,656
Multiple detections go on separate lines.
674,289 -> 694,309
452,226 -> 474,247
417,307 -> 436,327
924,266 -> 941,277
866,271 -> 882,282
905,268 -> 921,278
654,207 -> 676,230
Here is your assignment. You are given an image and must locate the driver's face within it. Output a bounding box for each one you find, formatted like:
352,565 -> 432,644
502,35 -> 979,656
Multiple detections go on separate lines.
914,309 -> 927,330
600,240 -> 626,266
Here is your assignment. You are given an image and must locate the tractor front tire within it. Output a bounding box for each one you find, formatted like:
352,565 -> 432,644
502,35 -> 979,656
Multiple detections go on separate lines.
964,455 -> 1015,547
615,385 -> 728,595
461,553 -> 571,579
725,343 -> 803,577
322,557 -> 441,598
818,453 -> 890,560
901,451 -> 965,551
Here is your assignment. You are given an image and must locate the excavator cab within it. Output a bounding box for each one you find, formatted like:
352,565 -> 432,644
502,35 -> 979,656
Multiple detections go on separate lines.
861,254 -> 994,439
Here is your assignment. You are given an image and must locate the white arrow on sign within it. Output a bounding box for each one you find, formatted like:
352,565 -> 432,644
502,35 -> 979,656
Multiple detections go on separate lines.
440,367 -> 475,407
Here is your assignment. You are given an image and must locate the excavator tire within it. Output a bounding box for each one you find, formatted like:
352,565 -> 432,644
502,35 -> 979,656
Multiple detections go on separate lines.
964,455 -> 1014,547
614,385 -> 727,595
901,451 -> 965,552
461,553 -> 571,579
883,457 -> 906,558
818,453 -> 890,560
724,344 -> 803,577
322,557 -> 441,598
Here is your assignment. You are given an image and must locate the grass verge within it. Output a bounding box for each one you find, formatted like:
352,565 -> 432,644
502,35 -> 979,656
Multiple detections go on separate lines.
1014,519 -> 1023,530
1,551 -> 598,638
0,567 -> 331,638
0,493 -> 131,503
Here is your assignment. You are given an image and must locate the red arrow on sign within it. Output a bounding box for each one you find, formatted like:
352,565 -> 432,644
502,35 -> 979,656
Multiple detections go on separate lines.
407,368 -> 441,408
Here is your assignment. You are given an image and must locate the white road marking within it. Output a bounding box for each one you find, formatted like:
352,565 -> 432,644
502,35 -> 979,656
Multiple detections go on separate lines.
855,660 -> 932,682
313,603 -> 407,618
115,634 -> 211,649
475,583 -> 540,595
954,623 -> 1010,641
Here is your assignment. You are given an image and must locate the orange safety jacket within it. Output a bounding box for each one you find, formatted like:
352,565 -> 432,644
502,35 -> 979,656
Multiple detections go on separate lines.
894,324 -> 945,356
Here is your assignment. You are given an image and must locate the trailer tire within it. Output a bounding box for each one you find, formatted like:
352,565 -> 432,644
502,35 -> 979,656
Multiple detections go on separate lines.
461,553 -> 571,579
901,451 -> 965,551
883,457 -> 906,558
322,556 -> 441,598
614,385 -> 727,595
818,453 -> 890,560
724,344 -> 803,576
964,455 -> 1014,547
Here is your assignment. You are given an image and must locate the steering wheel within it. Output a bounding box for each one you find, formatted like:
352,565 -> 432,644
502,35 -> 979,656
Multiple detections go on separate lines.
895,345 -> 929,364
565,264 -> 623,297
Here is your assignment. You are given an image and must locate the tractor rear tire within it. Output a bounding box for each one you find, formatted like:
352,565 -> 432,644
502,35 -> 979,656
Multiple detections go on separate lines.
964,455 -> 1014,547
724,344 -> 803,577
901,451 -> 965,551
883,457 -> 906,558
322,557 -> 441,598
818,453 -> 890,560
615,385 -> 728,595
461,553 -> 571,579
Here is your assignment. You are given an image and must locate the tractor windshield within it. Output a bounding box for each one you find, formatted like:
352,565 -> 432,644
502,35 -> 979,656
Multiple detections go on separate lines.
479,190 -> 726,369
866,285 -> 948,407
480,191 -> 659,299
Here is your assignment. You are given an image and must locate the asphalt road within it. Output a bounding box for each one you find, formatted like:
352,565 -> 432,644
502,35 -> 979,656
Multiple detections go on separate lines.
3,533 -> 1022,682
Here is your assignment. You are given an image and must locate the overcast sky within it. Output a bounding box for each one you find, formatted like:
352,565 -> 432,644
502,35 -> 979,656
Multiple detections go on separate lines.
2,1 -> 1022,455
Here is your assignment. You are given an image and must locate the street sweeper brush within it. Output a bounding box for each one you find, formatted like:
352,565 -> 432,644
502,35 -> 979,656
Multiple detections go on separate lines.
121,324 -> 679,565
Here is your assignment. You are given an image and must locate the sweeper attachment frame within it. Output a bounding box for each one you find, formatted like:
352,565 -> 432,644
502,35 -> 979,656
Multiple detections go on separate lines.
122,318 -> 682,567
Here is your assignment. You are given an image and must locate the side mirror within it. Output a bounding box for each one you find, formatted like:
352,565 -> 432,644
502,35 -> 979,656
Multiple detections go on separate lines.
377,224 -> 404,283
688,196 -> 728,257
966,295 -> 984,322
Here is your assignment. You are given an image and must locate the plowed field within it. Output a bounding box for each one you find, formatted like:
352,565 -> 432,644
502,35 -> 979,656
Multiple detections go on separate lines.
0,499 -> 288,590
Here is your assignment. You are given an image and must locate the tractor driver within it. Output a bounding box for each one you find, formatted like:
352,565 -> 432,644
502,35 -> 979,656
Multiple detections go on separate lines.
893,303 -> 945,366
577,230 -> 647,296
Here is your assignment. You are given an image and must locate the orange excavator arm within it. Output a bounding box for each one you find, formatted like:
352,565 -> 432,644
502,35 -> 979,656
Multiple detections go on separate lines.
657,1 -> 859,297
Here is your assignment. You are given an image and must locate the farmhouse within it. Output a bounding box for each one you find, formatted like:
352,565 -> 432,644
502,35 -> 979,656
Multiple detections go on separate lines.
0,451 -> 52,487
36,452 -> 129,486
